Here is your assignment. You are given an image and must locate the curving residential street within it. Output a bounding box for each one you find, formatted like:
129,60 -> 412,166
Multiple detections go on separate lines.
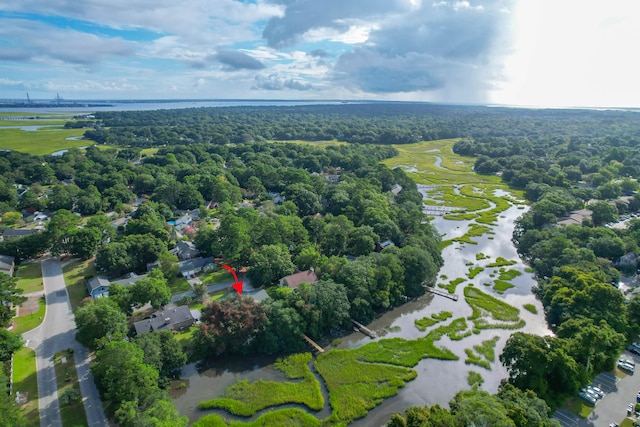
23,258 -> 108,427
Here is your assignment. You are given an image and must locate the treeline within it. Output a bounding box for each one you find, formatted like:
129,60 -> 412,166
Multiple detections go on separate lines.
448,111 -> 640,406
82,104 -> 640,147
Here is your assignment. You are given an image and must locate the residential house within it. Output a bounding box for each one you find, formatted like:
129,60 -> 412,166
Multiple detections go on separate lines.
1,227 -> 42,241
178,257 -> 215,278
268,192 -> 286,204
375,240 -> 395,252
174,214 -> 192,231
617,252 -> 638,269
391,184 -> 403,195
0,255 -> 15,276
86,276 -> 111,298
112,272 -> 147,287
324,174 -> 340,185
279,269 -> 318,289
171,240 -> 199,261
557,209 -> 593,227
133,305 -> 195,335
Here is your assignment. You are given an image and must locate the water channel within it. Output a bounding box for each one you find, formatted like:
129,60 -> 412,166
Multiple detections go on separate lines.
173,190 -> 552,425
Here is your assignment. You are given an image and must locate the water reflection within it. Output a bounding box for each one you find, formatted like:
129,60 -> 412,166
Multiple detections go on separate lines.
173,195 -> 552,425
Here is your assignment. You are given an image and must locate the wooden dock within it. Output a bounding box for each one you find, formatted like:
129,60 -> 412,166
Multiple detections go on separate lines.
351,319 -> 377,338
302,334 -> 324,353
425,287 -> 459,301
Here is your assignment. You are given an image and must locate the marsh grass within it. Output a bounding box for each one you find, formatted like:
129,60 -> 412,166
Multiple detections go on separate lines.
467,266 -> 484,279
198,353 -> 323,415
486,257 -> 517,268
523,304 -> 537,314
438,277 -> 465,294
414,311 -> 453,331
467,371 -> 484,388
192,408 -> 322,427
493,280 -> 515,294
0,127 -> 88,155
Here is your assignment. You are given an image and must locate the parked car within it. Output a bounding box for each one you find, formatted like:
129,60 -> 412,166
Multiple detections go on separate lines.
637,391 -> 640,403
581,387 -> 601,401
628,403 -> 635,415
630,346 -> 640,356
587,385 -> 604,399
579,391 -> 597,406
609,423 -> 619,427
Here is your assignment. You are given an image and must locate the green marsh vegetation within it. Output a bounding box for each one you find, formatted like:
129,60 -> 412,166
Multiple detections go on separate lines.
464,286 -> 525,331
523,304 -> 537,314
438,277 -> 465,294
467,371 -> 484,389
492,280 -> 515,294
467,266 -> 484,279
415,311 -> 453,331
192,408 -> 322,427
0,127 -> 88,155
486,257 -> 517,268
465,336 -> 500,369
198,353 -> 323,415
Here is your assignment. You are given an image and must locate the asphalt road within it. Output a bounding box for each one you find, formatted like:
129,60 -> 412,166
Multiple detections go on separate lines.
554,353 -> 640,427
23,258 -> 108,427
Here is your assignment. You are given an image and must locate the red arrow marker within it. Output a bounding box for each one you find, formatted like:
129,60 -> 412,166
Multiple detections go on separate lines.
222,265 -> 244,295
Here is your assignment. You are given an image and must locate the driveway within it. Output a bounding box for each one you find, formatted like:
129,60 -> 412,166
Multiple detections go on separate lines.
554,353 -> 640,427
23,258 -> 108,427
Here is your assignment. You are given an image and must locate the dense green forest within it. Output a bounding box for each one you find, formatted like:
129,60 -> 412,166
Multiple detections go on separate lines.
2,103 -> 640,425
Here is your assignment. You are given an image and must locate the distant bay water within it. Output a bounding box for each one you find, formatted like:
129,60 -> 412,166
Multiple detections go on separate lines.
0,99 -> 352,113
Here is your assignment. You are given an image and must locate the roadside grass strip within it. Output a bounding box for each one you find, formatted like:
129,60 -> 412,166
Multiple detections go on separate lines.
198,353 -> 323,416
315,349 -> 417,425
11,296 -> 45,335
438,277 -> 466,294
54,349 -> 88,427
12,346 -> 39,425
464,336 -> 499,370
464,286 -> 525,330
15,261 -> 43,294
192,408 -> 322,427
414,311 -> 453,331
563,396 -> 595,418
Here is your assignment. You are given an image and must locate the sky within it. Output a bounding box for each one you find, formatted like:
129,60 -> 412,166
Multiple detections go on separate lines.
0,0 -> 639,108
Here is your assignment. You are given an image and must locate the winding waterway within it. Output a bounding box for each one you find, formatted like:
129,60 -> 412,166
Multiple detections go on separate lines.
173,191 -> 552,425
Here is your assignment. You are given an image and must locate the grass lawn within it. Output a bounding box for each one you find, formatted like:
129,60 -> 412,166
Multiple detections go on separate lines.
54,349 -> 88,427
168,275 -> 191,294
200,269 -> 233,285
62,258 -> 95,311
0,127 -> 89,155
12,297 -> 46,335
563,396 -> 595,418
12,346 -> 39,425
15,262 -> 43,294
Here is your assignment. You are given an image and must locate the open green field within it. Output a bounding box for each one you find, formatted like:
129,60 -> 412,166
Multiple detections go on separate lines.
12,346 -> 39,425
0,127 -> 89,155
12,297 -> 45,335
54,349 -> 88,427
15,261 -> 43,294
62,258 -> 95,310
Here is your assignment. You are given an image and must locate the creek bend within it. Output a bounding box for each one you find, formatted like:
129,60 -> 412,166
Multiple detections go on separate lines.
172,193 -> 552,425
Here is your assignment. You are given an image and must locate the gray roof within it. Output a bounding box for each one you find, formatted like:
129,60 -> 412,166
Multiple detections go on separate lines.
133,306 -> 194,335
86,276 -> 110,292
0,254 -> 15,271
3,228 -> 41,238
112,272 -> 147,287
178,257 -> 214,272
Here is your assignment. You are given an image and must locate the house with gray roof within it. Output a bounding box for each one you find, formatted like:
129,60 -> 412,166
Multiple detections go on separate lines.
86,276 -> 111,298
133,305 -> 195,335
1,227 -> 42,241
0,255 -> 15,276
171,240 -> 199,261
178,257 -> 214,278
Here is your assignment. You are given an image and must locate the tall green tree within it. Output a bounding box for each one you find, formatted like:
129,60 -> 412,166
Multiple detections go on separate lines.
75,298 -> 128,349
247,244 -> 295,287
130,269 -> 172,309
0,274 -> 26,328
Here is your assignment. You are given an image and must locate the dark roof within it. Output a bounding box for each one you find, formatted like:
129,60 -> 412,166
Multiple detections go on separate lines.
133,306 -> 194,335
282,270 -> 318,289
86,276 -> 110,292
178,257 -> 214,272
0,254 -> 15,272
112,272 -> 147,287
2,228 -> 41,238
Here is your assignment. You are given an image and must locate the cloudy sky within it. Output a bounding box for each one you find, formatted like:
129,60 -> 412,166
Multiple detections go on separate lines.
0,0 -> 638,107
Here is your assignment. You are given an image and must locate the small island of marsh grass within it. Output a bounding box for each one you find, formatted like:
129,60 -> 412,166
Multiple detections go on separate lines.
192,408 -> 322,427
198,353 -> 323,416
464,286 -> 525,331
